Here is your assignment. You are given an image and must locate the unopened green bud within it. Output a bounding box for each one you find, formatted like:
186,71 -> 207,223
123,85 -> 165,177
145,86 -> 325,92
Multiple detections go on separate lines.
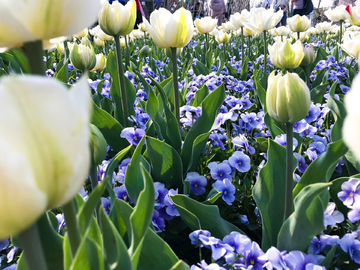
90,124 -> 107,167
266,71 -> 310,124
165,48 -> 183,58
70,43 -> 96,71
140,45 -> 152,57
300,45 -> 316,67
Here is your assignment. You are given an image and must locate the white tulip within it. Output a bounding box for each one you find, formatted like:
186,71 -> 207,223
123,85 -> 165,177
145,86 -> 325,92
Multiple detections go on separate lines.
143,7 -> 193,48
0,0 -> 101,51
324,5 -> 347,22
0,75 -> 90,239
340,35 -> 360,57
240,7 -> 283,33
195,16 -> 217,34
343,74 -> 360,162
316,22 -> 333,32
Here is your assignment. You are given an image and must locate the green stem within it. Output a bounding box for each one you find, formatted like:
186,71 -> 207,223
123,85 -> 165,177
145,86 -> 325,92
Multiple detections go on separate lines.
62,199 -> 81,258
23,40 -> 45,75
241,27 -> 244,60
205,33 -> 209,53
223,43 -> 226,63
89,166 -> 98,191
297,31 -> 300,41
18,221 -> 48,270
247,36 -> 251,59
114,35 -> 130,127
171,47 -> 180,123
339,20 -> 343,44
284,123 -> 294,222
263,30 -> 267,75
125,36 -> 130,68
305,65 -> 310,88
226,121 -> 231,150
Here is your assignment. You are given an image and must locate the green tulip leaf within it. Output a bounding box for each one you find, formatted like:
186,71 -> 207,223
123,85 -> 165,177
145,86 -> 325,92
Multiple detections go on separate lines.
181,84 -> 225,173
190,84 -> 209,107
253,140 -> 297,251
293,139 -> 348,200
327,95 -> 346,142
277,183 -> 331,251
171,195 -> 246,239
264,113 -> 284,139
91,100 -> 129,153
310,83 -> 328,104
70,237 -> 104,270
145,136 -> 183,191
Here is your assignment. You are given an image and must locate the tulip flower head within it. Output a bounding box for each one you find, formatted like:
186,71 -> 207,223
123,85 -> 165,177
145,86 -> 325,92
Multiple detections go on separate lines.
74,28 -> 89,39
0,0 -> 101,51
216,31 -> 232,44
98,0 -> 137,37
340,35 -> 360,57
0,75 -> 91,239
287,15 -> 311,32
343,74 -> 360,162
143,7 -> 193,48
91,53 -> 107,72
240,7 -> 283,33
70,42 -> 96,71
345,4 -> 360,26
266,71 -> 310,124
273,26 -> 291,37
316,21 -> 333,33
229,10 -> 250,29
268,40 -> 304,70
325,5 -> 347,22
300,45 -> 316,66
195,16 -> 217,34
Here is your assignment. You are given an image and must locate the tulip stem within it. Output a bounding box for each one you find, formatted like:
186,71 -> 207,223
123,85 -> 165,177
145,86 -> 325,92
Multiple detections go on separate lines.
23,40 -> 45,76
62,199 -> 81,258
297,32 -> 300,41
223,43 -> 226,63
263,30 -> 267,77
305,65 -> 310,88
125,36 -> 130,68
205,33 -> 209,53
284,122 -> 294,222
339,20 -> 343,45
171,48 -> 180,123
247,36 -> 251,59
241,27 -> 244,60
18,220 -> 48,270
114,35 -> 130,127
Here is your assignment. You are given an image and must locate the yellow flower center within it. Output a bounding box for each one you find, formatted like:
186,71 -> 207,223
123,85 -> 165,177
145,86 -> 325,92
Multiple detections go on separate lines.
220,173 -> 223,177
250,259 -> 255,264
238,162 -> 242,165
194,184 -> 198,187
134,137 -> 137,141
224,191 -> 227,195
350,193 -> 354,197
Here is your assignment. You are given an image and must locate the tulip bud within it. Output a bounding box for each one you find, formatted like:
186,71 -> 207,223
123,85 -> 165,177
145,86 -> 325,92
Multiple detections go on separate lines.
165,47 -> 183,58
70,43 -> 96,71
140,45 -> 152,57
266,71 -> 310,124
268,40 -> 304,70
195,17 -> 217,34
138,23 -> 147,32
120,37 -> 126,48
57,43 -> 65,55
287,15 -> 311,32
91,53 -> 107,72
98,0 -> 136,37
74,28 -> 89,39
300,45 -> 316,66
89,124 -> 107,167
216,31 -> 231,43
94,36 -> 105,47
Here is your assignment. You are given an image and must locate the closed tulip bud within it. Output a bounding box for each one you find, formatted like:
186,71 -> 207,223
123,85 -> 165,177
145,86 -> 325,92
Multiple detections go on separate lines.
138,23 -> 147,32
165,47 -> 183,58
273,26 -> 291,36
140,45 -> 152,57
340,35 -> 360,57
287,15 -> 311,32
0,74 -> 90,239
195,16 -> 217,34
89,124 -> 107,167
94,36 -> 105,47
91,54 -> 106,72
90,25 -> 114,41
0,0 -> 101,51
216,31 -> 231,43
230,10 -> 249,29
120,37 -> 126,48
74,28 -> 89,39
268,40 -> 304,69
243,27 -> 256,37
70,43 -> 96,71
222,21 -> 235,32
143,7 -> 193,48
343,74 -> 360,161
98,0 -> 136,37
300,45 -> 316,66
266,71 -> 310,124
57,43 -> 65,55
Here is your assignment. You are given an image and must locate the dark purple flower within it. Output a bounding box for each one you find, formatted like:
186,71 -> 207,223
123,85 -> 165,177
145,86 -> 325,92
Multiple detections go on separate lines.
293,153 -> 308,174
323,202 -> 344,227
154,182 -> 169,209
213,179 -> 236,205
338,178 -> 360,206
348,201 -> 360,223
152,210 -> 165,233
284,251 -> 319,270
189,230 -> 211,246
293,120 -> 307,133
164,189 -> 180,217
185,172 -> 207,195
305,103 -> 321,123
242,242 -> 266,270
0,238 -> 9,250
232,135 -> 255,155
241,112 -> 259,128
120,127 -> 145,145
114,185 -> 133,203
